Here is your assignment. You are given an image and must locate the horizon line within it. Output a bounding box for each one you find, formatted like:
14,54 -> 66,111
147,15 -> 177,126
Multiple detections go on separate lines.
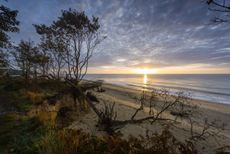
86,73 -> 230,75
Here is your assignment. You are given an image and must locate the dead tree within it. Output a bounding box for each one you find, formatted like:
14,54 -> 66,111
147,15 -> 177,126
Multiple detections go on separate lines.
207,0 -> 230,23
131,90 -> 146,120
188,118 -> 225,142
125,90 -> 189,124
97,102 -> 117,134
95,89 -> 193,133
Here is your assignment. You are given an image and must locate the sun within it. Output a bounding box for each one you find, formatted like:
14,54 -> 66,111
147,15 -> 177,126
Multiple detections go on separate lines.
135,68 -> 158,74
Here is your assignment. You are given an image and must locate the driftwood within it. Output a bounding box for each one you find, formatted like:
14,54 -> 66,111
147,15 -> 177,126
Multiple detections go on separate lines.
189,118 -> 225,142
94,89 -> 192,133
62,77 -> 226,142
207,0 -> 230,23
86,92 -> 99,102
44,76 -> 226,152
64,78 -> 102,118
42,75 -> 226,146
81,80 -> 104,91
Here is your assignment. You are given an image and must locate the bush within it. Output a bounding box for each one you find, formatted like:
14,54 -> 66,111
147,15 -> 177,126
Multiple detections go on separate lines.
9,117 -> 47,154
25,91 -> 45,104
37,128 -> 198,154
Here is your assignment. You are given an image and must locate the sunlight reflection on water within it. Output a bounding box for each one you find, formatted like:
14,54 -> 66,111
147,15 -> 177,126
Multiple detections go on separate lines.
143,74 -> 148,84
86,74 -> 230,104
143,74 -> 148,90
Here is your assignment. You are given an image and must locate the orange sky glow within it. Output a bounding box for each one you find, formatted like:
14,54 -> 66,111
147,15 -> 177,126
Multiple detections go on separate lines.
88,64 -> 230,74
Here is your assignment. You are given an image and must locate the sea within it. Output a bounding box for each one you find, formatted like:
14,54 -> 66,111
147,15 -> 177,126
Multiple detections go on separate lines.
85,74 -> 230,104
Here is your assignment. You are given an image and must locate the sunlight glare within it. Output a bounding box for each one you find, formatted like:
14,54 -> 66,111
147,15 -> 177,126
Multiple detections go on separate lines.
143,74 -> 148,84
135,68 -> 158,74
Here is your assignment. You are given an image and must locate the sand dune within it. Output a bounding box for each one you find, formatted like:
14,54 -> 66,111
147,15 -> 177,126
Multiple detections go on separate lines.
69,83 -> 230,154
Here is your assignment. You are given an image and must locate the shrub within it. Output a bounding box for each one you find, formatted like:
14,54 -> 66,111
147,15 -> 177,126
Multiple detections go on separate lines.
37,128 -> 198,154
10,117 -> 47,154
25,91 -> 45,104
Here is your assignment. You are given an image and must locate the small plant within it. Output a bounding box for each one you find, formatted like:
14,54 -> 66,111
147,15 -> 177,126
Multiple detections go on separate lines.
215,146 -> 230,154
97,102 -> 117,134
10,117 -> 47,153
25,91 -> 45,104
37,127 -> 198,154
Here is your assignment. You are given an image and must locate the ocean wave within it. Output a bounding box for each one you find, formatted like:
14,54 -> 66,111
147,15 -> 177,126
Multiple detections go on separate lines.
127,83 -> 230,97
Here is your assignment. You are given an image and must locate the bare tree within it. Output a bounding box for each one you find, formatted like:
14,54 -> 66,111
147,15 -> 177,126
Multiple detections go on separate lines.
35,9 -> 105,83
13,40 -> 42,81
34,24 -> 66,79
53,9 -> 105,83
207,0 -> 230,23
93,89 -> 192,133
188,118 -> 225,142
35,47 -> 49,77
30,47 -> 49,79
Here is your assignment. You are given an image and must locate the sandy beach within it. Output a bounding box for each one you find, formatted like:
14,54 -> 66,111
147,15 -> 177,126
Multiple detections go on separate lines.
69,82 -> 230,154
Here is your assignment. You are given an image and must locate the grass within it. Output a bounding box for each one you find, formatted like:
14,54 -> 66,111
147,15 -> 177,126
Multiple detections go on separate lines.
0,77 -> 210,154
0,77 -> 68,112
11,117 -> 47,154
0,114 -> 47,154
36,127 -> 199,154
0,114 -> 200,154
0,77 -> 66,153
0,113 -> 18,153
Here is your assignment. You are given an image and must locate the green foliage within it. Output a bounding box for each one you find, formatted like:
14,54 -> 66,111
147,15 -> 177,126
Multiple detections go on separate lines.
0,5 -> 19,48
35,129 -> 197,154
10,118 -> 47,154
0,113 -> 21,153
0,115 -> 44,154
0,51 -> 8,68
0,77 -> 200,154
0,77 -> 31,112
0,77 -> 67,113
0,5 -> 19,68
37,128 -> 198,154
2,112 -> 198,154
34,9 -> 103,81
13,40 -> 39,80
55,9 -> 100,34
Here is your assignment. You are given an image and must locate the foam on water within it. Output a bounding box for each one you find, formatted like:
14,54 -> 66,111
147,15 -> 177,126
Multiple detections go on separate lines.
86,74 -> 230,104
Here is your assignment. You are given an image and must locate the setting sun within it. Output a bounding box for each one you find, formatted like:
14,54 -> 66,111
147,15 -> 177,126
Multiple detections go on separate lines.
135,68 -> 158,74
1,1 -> 230,153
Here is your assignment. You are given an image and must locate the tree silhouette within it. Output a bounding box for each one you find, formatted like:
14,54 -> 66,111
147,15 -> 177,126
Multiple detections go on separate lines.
35,9 -> 105,83
207,0 -> 230,23
0,5 -> 19,68
13,40 -> 39,80
34,24 -> 66,79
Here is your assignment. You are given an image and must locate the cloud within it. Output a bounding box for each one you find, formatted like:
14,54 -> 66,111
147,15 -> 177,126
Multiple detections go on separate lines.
3,0 -> 230,72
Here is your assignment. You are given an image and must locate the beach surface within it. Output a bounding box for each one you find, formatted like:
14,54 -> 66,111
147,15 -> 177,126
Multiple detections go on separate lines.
69,83 -> 230,154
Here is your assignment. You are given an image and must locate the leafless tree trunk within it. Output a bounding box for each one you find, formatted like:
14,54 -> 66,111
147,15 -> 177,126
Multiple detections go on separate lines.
64,32 -> 103,84
207,0 -> 230,23
91,88 -> 193,133
48,49 -> 65,80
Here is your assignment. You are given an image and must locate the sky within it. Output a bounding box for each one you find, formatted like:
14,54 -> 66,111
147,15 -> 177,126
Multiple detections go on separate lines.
2,0 -> 230,74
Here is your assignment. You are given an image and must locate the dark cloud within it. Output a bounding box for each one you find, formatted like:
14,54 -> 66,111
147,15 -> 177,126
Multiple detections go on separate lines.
3,0 -> 230,71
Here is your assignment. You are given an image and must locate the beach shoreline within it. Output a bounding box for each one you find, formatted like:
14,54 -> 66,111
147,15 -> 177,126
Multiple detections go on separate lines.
70,81 -> 230,153
85,74 -> 230,104
104,81 -> 230,106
